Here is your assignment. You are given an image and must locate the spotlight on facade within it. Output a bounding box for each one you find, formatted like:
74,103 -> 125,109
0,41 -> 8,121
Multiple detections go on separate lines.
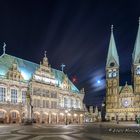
68,113 -> 71,116
52,113 -> 56,115
65,110 -> 68,114
46,113 -> 49,115
60,113 -> 64,116
74,114 -> 77,117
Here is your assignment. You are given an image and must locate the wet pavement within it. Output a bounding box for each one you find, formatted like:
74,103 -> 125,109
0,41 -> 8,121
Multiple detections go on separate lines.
0,123 -> 140,140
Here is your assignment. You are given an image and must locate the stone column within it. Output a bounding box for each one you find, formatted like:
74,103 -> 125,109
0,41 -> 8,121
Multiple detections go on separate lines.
7,85 -> 10,102
49,113 -> 51,124
6,114 -> 9,124
57,114 -> 59,124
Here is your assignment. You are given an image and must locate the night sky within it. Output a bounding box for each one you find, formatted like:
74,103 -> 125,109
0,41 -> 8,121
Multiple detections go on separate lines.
0,0 -> 140,106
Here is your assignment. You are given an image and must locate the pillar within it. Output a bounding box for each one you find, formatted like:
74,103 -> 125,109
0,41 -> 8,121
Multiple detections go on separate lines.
40,113 -> 42,124
57,114 -> 59,124
49,113 -> 51,124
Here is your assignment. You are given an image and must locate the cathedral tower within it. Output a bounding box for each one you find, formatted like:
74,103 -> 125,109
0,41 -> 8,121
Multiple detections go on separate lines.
106,25 -> 119,114
132,18 -> 140,94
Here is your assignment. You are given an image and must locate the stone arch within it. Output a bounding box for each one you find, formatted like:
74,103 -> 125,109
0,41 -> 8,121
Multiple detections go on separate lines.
0,109 -> 7,123
59,112 -> 65,124
33,112 -> 40,123
42,112 -> 49,124
9,110 -> 20,123
73,113 -> 79,124
118,113 -> 125,121
51,112 -> 57,124
110,113 -> 116,121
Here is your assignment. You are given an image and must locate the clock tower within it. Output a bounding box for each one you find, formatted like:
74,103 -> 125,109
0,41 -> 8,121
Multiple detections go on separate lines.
106,25 -> 119,119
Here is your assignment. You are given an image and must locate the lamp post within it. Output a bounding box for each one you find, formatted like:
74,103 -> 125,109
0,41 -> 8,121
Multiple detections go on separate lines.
116,112 -> 119,124
101,103 -> 105,122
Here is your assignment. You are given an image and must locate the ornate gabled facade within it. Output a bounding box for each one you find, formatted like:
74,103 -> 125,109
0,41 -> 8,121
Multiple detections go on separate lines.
106,19 -> 140,121
0,50 -> 85,124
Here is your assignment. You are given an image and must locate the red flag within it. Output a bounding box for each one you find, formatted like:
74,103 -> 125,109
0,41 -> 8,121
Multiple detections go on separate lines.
72,75 -> 78,83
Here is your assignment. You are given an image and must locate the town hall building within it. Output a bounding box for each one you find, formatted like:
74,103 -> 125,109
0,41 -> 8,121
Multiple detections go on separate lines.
0,48 -> 85,124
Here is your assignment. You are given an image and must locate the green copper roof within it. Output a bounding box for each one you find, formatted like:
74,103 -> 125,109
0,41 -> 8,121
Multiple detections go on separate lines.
0,53 -> 79,93
106,25 -> 119,67
132,19 -> 140,64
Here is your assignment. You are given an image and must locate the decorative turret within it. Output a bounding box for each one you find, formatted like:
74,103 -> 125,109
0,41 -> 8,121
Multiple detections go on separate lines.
3,42 -> 6,55
42,51 -> 49,67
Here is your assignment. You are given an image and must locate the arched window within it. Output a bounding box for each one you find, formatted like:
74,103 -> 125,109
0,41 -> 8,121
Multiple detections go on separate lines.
0,111 -> 5,118
22,91 -> 26,104
108,69 -> 113,78
11,89 -> 17,103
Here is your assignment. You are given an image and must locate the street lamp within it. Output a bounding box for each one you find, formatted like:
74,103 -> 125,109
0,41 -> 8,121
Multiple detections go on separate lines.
101,103 -> 105,122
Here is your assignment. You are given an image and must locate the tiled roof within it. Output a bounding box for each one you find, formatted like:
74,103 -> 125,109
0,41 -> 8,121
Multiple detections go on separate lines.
0,54 -> 79,93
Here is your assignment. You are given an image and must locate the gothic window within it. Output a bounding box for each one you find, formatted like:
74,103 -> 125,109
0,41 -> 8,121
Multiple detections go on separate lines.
113,89 -> 116,94
116,88 -> 117,94
108,89 -> 111,95
11,89 -> 17,103
108,71 -> 112,78
113,70 -> 117,77
108,69 -> 117,78
22,91 -> 26,104
0,87 -> 6,102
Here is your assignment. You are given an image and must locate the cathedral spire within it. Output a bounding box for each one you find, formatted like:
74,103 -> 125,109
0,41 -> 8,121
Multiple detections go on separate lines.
132,17 -> 140,64
106,25 -> 119,67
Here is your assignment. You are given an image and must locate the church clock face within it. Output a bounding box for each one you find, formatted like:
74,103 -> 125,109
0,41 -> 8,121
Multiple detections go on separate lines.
122,98 -> 131,107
